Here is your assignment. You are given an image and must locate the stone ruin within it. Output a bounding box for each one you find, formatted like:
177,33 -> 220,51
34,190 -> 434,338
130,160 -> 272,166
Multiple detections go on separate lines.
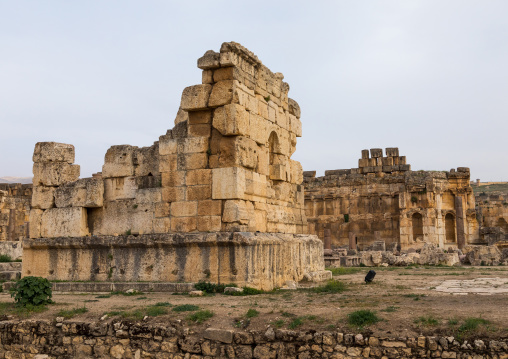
0,183 -> 31,260
475,192 -> 508,246
23,42 -> 330,290
304,148 -> 479,251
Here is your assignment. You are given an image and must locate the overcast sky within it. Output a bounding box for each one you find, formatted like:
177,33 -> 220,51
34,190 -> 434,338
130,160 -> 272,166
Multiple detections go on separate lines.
1,1 -> 507,181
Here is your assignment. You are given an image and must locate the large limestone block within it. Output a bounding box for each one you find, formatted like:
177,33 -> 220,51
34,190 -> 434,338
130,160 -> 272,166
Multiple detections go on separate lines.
31,186 -> 56,209
288,114 -> 302,137
55,178 -> 104,208
88,200 -> 155,235
33,162 -> 80,186
102,145 -> 136,178
197,50 -> 220,70
288,98 -> 301,118
29,209 -> 43,238
212,167 -> 246,200
104,177 -> 137,201
180,84 -> 212,111
171,201 -> 198,217
217,136 -> 258,169
209,80 -> 238,108
159,136 -> 177,156
212,104 -> 249,136
177,138 -> 209,154
289,160 -> 303,185
33,142 -> 75,164
41,207 -> 88,238
222,200 -> 254,224
245,172 -> 267,198
249,114 -> 268,145
134,145 -> 159,176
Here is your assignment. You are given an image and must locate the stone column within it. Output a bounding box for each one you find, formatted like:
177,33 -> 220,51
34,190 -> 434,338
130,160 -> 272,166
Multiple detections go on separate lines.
348,232 -> 356,250
7,209 -> 15,241
324,228 -> 331,250
455,196 -> 466,249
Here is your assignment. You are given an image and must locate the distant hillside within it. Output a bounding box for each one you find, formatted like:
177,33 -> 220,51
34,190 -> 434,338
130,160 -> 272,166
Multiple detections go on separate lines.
0,177 -> 32,184
473,182 -> 508,195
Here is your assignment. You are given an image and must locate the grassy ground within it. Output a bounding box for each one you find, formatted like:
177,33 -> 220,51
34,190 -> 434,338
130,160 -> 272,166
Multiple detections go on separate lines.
1,265 -> 507,341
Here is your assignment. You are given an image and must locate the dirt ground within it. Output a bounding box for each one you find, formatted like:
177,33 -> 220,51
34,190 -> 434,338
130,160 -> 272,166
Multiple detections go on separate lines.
1,265 -> 507,340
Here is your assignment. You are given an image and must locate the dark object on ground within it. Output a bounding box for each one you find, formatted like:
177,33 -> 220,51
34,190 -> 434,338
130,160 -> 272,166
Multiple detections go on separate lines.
365,270 -> 376,283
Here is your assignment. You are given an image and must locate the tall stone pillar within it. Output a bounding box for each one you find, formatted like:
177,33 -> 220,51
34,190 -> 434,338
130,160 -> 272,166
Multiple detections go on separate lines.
348,232 -> 357,250
455,196 -> 466,249
324,228 -> 331,250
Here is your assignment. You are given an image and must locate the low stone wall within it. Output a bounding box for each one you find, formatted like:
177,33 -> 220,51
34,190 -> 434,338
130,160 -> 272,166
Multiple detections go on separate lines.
22,232 -> 329,291
0,320 -> 506,358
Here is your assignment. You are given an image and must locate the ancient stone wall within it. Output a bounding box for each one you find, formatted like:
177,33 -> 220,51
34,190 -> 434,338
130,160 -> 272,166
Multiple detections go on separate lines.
29,42 -> 305,239
23,42 -> 328,290
476,192 -> 508,245
0,183 -> 32,243
0,321 -> 506,358
304,148 -> 478,250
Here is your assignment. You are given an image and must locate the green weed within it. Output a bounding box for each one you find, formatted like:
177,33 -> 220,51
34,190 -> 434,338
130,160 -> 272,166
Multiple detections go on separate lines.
347,310 -> 380,328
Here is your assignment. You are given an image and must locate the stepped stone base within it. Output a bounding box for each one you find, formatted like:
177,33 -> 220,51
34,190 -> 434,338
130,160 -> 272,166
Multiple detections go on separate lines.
22,232 -> 329,291
3,281 -> 194,293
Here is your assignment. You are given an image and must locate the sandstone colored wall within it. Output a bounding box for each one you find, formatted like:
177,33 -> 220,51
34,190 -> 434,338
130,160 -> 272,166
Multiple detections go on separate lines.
304,148 -> 479,250
0,321 -> 506,358
476,192 -> 508,245
22,232 -> 325,290
29,42 -> 306,239
0,183 -> 32,243
24,42 -> 328,290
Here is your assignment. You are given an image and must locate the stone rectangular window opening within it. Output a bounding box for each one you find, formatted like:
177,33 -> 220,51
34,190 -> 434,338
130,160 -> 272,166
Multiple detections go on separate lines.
412,212 -> 423,242
445,213 -> 456,243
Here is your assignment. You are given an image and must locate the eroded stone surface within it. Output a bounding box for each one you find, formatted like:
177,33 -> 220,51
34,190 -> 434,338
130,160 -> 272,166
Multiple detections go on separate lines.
435,277 -> 508,295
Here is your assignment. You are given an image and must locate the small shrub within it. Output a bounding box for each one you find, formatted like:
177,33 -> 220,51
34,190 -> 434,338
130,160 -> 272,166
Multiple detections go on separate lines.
153,302 -> 171,307
288,317 -> 304,329
121,310 -> 144,320
224,286 -> 264,296
194,281 -> 237,293
271,319 -> 285,328
11,276 -> 52,307
146,306 -> 167,317
458,317 -> 490,333
0,254 -> 12,262
404,293 -> 425,301
343,214 -> 349,223
125,229 -> 132,235
347,310 -> 380,328
448,318 -> 459,326
414,316 -> 439,326
242,287 -> 263,295
57,307 -> 88,319
411,196 -> 418,203
246,309 -> 259,318
172,304 -> 199,312
187,310 -> 213,323
110,290 -> 144,296
313,280 -> 346,293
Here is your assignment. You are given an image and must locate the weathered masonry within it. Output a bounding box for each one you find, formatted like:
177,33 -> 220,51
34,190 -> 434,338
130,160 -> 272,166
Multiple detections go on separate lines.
0,183 -> 31,259
23,42 -> 329,290
304,148 -> 479,250
476,192 -> 508,245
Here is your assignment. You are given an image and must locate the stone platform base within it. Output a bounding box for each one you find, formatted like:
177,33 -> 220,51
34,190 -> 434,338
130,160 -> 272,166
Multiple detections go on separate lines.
22,232 -> 330,291
3,281 -> 194,293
